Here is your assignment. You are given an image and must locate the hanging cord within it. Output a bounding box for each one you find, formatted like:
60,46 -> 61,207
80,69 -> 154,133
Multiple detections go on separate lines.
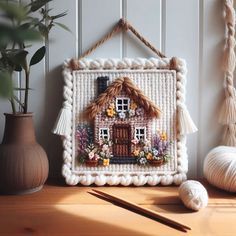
219,0 -> 236,146
70,18 -> 166,70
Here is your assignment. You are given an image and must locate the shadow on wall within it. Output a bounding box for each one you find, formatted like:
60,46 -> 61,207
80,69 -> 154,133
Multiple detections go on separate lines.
37,65 -> 64,179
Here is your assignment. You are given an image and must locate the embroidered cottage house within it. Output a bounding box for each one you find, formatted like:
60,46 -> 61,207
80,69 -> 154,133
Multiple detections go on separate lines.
85,76 -> 161,163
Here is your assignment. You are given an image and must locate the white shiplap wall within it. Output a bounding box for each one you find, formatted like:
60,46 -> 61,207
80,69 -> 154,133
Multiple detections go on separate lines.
0,0 -> 225,178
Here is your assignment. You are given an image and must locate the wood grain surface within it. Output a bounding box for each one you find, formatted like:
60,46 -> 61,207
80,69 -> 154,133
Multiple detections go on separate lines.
0,181 -> 235,236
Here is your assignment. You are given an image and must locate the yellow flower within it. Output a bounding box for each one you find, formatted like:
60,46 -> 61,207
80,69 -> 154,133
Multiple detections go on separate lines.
133,149 -> 140,157
146,153 -> 153,160
160,132 -> 167,141
130,101 -> 138,110
103,159 -> 110,166
109,103 -> 115,109
106,108 -> 116,117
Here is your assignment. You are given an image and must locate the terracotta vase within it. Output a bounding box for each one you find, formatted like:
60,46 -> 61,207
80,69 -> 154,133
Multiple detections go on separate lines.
85,159 -> 98,167
0,113 -> 49,194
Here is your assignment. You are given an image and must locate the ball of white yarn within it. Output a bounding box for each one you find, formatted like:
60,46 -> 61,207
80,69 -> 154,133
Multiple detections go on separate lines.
178,180 -> 208,211
204,146 -> 236,192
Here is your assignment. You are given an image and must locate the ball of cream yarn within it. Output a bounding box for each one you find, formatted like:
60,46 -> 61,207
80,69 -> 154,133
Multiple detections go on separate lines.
204,146 -> 236,192
178,180 -> 208,211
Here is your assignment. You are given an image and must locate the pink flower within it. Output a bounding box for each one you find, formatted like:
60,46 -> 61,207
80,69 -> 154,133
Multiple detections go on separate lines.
102,144 -> 109,152
94,154 -> 100,160
132,139 -> 139,145
99,139 -> 103,146
88,152 -> 94,160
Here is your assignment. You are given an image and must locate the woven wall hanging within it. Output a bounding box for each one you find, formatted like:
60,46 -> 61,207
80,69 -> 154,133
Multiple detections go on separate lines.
53,19 -> 197,186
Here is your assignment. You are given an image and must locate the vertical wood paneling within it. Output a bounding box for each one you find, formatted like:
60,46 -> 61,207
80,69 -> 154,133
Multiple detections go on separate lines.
125,0 -> 162,57
81,0 -> 122,58
165,0 -> 199,178
0,0 -> 225,178
198,0 -> 224,176
45,1 -> 78,177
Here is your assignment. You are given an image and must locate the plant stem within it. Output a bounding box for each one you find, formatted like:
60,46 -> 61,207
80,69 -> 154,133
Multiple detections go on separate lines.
10,97 -> 16,114
23,68 -> 30,114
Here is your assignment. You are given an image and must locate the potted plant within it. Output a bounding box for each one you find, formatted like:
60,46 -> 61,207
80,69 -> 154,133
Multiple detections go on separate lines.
133,132 -> 172,166
0,0 -> 69,194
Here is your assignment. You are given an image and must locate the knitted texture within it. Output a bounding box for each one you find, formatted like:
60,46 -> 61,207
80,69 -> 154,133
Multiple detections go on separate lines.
53,57 -> 197,186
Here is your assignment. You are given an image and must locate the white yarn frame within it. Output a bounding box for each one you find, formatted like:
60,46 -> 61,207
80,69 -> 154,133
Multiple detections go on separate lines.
57,57 -> 191,186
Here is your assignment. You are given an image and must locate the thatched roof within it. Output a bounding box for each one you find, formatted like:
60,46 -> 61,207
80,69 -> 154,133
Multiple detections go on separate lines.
85,77 -> 161,119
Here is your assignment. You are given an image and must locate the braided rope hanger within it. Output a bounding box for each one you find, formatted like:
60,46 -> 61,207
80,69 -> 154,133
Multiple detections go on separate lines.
219,0 -> 236,146
69,18 -> 167,70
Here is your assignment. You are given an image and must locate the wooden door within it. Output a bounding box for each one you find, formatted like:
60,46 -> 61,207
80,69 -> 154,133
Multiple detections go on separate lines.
113,124 -> 131,157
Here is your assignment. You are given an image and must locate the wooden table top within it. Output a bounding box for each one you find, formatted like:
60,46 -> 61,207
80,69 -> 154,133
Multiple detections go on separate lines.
0,180 -> 235,236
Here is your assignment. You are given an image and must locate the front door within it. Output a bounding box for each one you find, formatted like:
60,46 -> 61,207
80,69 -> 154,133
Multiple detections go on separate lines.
113,124 -> 131,157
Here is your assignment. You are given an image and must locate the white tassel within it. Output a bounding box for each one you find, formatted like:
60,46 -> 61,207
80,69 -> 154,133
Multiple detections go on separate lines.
52,106 -> 71,136
222,124 -> 236,146
218,96 -> 236,125
178,106 -> 198,135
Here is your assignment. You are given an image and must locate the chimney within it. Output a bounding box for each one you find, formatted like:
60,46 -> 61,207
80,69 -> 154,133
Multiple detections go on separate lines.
97,76 -> 109,95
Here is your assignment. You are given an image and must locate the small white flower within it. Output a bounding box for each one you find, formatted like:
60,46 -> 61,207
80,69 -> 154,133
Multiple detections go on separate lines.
88,152 -> 94,159
102,144 -> 109,152
118,112 -> 126,119
128,109 -> 135,117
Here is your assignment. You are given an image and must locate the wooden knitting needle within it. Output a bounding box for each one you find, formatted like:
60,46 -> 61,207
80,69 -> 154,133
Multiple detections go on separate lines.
90,189 -> 191,233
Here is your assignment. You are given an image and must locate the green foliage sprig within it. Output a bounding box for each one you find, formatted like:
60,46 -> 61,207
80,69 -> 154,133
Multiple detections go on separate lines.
0,0 -> 70,114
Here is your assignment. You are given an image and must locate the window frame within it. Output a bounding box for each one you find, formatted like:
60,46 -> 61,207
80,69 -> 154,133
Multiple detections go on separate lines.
116,97 -> 130,113
99,128 -> 110,140
135,127 -> 146,141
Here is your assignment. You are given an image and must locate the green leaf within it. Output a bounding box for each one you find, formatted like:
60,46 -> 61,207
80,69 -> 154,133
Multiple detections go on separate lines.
30,0 -> 52,12
8,50 -> 28,71
54,22 -> 71,33
0,70 -> 13,98
30,46 -> 46,66
0,23 -> 42,44
0,1 -> 28,21
50,11 -> 67,20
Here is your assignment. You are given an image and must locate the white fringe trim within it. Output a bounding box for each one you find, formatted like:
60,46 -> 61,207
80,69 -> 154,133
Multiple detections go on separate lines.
178,105 -> 198,135
52,106 -> 72,136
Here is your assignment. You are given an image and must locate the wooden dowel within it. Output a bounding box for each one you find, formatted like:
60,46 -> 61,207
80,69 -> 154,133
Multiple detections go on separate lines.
91,189 -> 191,232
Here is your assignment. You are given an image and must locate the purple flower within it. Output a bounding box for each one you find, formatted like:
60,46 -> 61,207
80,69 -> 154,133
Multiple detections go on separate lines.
136,108 -> 144,116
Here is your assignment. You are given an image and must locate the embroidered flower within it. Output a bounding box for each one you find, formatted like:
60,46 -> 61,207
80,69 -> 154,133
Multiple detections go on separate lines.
128,109 -> 135,117
118,112 -> 126,119
102,144 -> 109,152
132,139 -> 139,145
133,149 -> 140,156
94,154 -> 100,160
103,159 -> 110,166
98,139 -> 103,146
106,108 -> 116,117
100,152 -> 105,158
146,153 -> 153,160
88,152 -> 94,160
144,139 -> 151,147
130,101 -> 138,110
138,157 -> 148,165
143,146 -> 149,153
136,107 -> 144,116
109,103 -> 115,109
139,151 -> 145,157
152,149 -> 159,156
160,132 -> 167,141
